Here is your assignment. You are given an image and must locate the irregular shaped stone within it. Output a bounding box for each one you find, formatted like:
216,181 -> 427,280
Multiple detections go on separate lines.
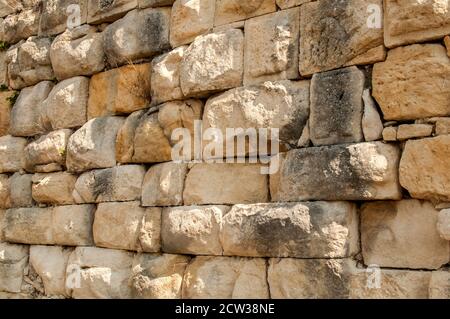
373,44 -> 450,120
87,0 -> 137,24
32,172 -> 77,205
93,201 -> 161,252
0,243 -> 28,293
182,256 -> 269,298
429,271 -> 450,299
141,162 -> 187,207
310,66 -> 364,146
103,7 -> 171,66
170,0 -> 215,47
361,200 -> 449,270
271,142 -> 402,201
382,126 -> 397,141
299,0 -> 384,76
400,135 -> 450,202
0,1 -> 17,17
66,116 -> 125,173
244,7 -> 299,85
9,81 -> 54,137
0,209 -> 4,239
362,89 -> 383,141
437,209 -> 450,241
222,201 -> 359,258
9,172 -> 33,208
436,117 -> 450,135
161,205 -> 230,255
39,0 -> 88,36
24,129 -> 72,172
2,8 -> 40,44
88,63 -> 151,119
50,25 -> 105,80
0,174 -> 11,209
0,135 -> 27,173
184,163 -> 269,205
139,0 -> 174,8
0,91 -> 14,136
0,51 -> 7,87
180,29 -> 244,97
397,124 -> 433,140
73,165 -> 145,203
215,0 -> 276,26
130,253 -> 189,299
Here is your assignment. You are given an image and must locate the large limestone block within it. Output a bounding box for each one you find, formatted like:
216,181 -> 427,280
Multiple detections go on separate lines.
73,165 -> 145,203
0,174 -> 10,209
87,0 -> 137,24
429,271 -> 450,299
161,205 -> 230,255
24,129 -> 72,172
310,67 -> 364,146
9,172 -> 33,208
88,63 -> 151,119
271,142 -> 402,201
437,209 -> 450,241
50,25 -> 105,80
222,202 -> 359,258
384,0 -> 450,48
41,76 -> 89,130
39,0 -> 88,36
215,0 -> 276,26
6,37 -> 54,90
30,245 -> 73,297
130,253 -> 190,299
170,0 -> 215,47
362,200 -> 449,270
2,8 -> 40,44
9,81 -> 54,137
299,0 -> 384,76
184,163 -> 269,205
244,7 -> 299,85
93,202 -> 161,252
66,247 -> 133,298
400,135 -> 450,202
373,44 -> 450,121
32,172 -> 77,205
103,8 -> 171,66
203,80 -> 309,151
0,243 -> 28,293
0,135 -> 27,173
141,162 -> 187,207
180,29 -> 244,97
52,205 -> 95,246
182,256 -> 269,298
0,91 -> 14,136
66,116 -> 125,173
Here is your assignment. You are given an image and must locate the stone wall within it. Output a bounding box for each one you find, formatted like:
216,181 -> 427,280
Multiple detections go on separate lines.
0,0 -> 449,299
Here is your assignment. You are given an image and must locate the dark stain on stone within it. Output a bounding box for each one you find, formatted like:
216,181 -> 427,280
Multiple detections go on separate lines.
93,169 -> 113,200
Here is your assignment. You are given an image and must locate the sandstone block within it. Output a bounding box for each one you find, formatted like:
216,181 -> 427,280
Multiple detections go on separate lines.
382,126 -> 397,141
397,124 -> 433,140
87,0 -> 137,24
39,0 -> 88,36
9,172 -> 33,208
2,8 -> 39,44
429,271 -> 450,299
0,135 -> 26,173
0,91 -> 14,136
32,172 -> 77,205
435,117 -> 450,135
52,205 -> 95,246
0,243 -> 28,293
437,209 -> 450,241
215,0 -> 276,27
0,174 -> 11,209
362,89 -> 383,142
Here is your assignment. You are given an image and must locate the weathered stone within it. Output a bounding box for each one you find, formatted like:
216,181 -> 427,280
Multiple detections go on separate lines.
6,37 -> 54,90
30,245 -> 73,297
0,135 -> 26,173
222,201 -> 359,258
0,243 -> 28,293
162,205 -> 230,255
24,129 -> 72,172
244,7 -> 299,85
272,142 -> 402,201
0,0 -> 17,17
373,44 -> 450,120
276,0 -> 310,9
103,8 -> 171,66
362,89 -> 383,142
382,126 -> 397,141
361,200 -> 449,270
397,124 -> 433,140
9,172 -> 33,208
66,247 -> 133,298
297,120 -> 310,147
0,91 -> 14,136
139,0 -> 174,8
130,253 -> 189,299
52,205 -> 95,246
429,271 -> 450,299
87,0 -> 137,24
384,0 -> 450,48
88,63 -> 151,119
170,0 -> 215,47
9,81 -> 54,137
41,76 -> 89,130
39,0 -> 88,36
151,46 -> 187,104
437,209 -> 450,241
180,29 -> 244,97
66,116 -> 125,173
0,174 -> 10,209
0,209 -> 4,239
299,0 -> 384,76
141,162 -> 187,207
436,117 -> 450,135
93,201 -> 161,252
73,165 -> 145,203
400,135 -> 450,202
184,163 -> 269,205
182,256 -> 269,298
50,25 -> 105,80
215,0 -> 276,27
2,8 -> 40,44
32,172 -> 77,205
0,51 -> 7,86
310,67 -> 364,146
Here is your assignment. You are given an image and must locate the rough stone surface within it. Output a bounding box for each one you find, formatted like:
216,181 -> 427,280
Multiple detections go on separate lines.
87,0 -> 137,24
39,0 -> 88,36
362,89 -> 383,141
9,172 -> 33,208
429,271 -> 450,299
436,117 -> 450,135
437,209 -> 450,241
0,174 -> 11,209
0,91 -> 14,136
397,124 -> 433,140
0,135 -> 27,173
276,0 -> 309,9
272,142 -> 402,201
2,8 -> 40,44
32,172 -> 77,205
0,242 -> 28,293
382,127 -> 397,141
215,0 -> 275,26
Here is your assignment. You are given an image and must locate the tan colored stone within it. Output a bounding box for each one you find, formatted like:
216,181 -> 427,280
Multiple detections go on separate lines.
397,124 -> 433,140
39,0 -> 88,36
2,8 -> 40,44
139,0 -> 174,8
32,172 -> 77,205
436,117 -> 450,135
0,243 -> 28,293
9,172 -> 33,208
276,0 -> 310,9
362,89 -> 383,142
0,91 -> 14,136
0,135 -> 26,173
437,209 -> 450,241
445,36 -> 450,57
87,0 -> 137,24
215,0 -> 276,27
50,205 -> 95,246
429,270 -> 450,299
0,174 -> 10,209
382,126 -> 397,141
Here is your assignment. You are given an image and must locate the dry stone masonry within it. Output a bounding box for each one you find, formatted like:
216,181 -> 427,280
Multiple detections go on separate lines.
0,0 -> 449,299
